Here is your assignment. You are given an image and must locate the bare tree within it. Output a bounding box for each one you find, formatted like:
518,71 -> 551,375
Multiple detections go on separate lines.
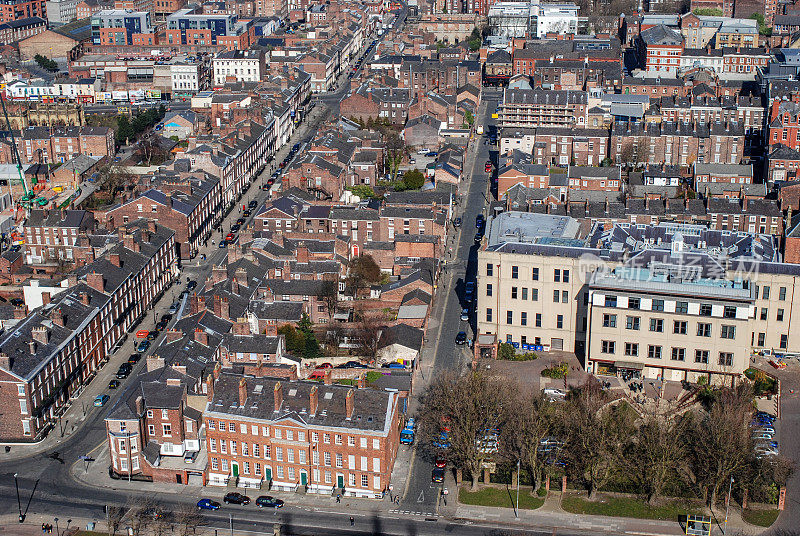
563,379 -> 635,500
683,384 -> 755,506
106,505 -> 125,536
626,416 -> 688,505
126,496 -> 155,536
354,314 -> 383,361
499,389 -> 555,492
317,280 -> 339,320
418,371 -> 510,490
176,503 -> 207,536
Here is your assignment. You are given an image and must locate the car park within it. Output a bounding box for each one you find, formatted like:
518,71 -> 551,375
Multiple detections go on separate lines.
108,380 -> 121,389
93,394 -> 109,406
223,492 -> 251,505
197,499 -> 220,510
455,331 -> 467,345
256,496 -> 285,508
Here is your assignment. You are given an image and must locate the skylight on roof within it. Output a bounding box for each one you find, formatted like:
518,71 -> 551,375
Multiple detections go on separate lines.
324,392 -> 333,400
288,388 -> 297,396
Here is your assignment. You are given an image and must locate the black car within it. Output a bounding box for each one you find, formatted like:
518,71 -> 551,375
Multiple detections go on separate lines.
186,280 -> 197,291
431,467 -> 445,483
243,209 -> 252,217
231,224 -> 241,232
155,319 -> 168,331
455,331 -> 467,345
248,200 -> 258,209
10,298 -> 23,306
116,364 -> 132,379
475,214 -> 485,228
474,232 -> 483,243
147,330 -> 158,341
223,492 -> 251,505
160,314 -> 172,323
256,496 -> 285,508
128,353 -> 142,364
108,379 -> 121,389
236,218 -> 246,226
338,360 -> 368,369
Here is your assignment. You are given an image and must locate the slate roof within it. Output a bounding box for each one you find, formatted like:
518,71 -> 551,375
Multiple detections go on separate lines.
378,323 -> 423,352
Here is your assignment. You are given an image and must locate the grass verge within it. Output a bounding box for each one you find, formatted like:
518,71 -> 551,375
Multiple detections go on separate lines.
561,494 -> 704,521
459,485 -> 545,510
742,507 -> 780,527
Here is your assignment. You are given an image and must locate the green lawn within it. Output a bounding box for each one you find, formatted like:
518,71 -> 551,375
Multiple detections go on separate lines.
561,494 -> 704,521
459,485 -> 545,510
742,508 -> 780,527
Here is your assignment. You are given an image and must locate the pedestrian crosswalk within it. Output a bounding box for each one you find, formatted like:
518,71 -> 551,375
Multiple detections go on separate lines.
389,509 -> 437,517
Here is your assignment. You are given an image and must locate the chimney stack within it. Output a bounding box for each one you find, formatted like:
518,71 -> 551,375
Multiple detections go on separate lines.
86,272 -> 104,293
220,297 -> 230,320
51,307 -> 64,327
274,381 -> 283,412
28,340 -> 37,354
41,292 -> 51,306
323,369 -> 333,385
165,329 -> 182,343
135,396 -> 144,416
109,253 -> 121,267
0,352 -> 11,370
309,385 -> 319,416
14,304 -> 27,319
239,377 -> 248,407
212,266 -> 227,285
233,318 -> 250,335
194,328 -> 209,346
357,373 -> 366,389
213,362 -> 221,379
147,354 -> 165,371
31,326 -> 49,345
206,374 -> 215,401
345,389 -> 354,420
81,292 -> 90,306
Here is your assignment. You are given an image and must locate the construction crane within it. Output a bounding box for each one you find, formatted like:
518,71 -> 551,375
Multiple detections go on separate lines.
0,91 -> 33,210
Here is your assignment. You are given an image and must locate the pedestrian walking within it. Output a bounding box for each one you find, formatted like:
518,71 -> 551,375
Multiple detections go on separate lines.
350,516 -> 354,526
336,494 -> 341,503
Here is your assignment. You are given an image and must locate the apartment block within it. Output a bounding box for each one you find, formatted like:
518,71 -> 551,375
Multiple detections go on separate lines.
91,9 -> 155,46
498,88 -> 588,129
476,212 -> 800,383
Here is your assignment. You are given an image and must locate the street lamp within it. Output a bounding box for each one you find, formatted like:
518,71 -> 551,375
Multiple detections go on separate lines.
54,517 -> 59,536
515,458 -> 520,518
723,476 -> 734,534
14,473 -> 24,523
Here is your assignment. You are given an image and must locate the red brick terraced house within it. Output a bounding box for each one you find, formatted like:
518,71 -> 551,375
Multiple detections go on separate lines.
204,373 -> 402,497
0,220 -> 176,441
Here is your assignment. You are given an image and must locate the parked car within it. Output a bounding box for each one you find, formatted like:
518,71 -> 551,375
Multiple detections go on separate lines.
455,331 -> 467,345
136,340 -> 150,353
136,329 -> 149,338
108,380 -> 121,389
231,224 -> 241,232
315,362 -> 333,369
197,499 -> 221,510
155,320 -> 168,331
753,426 -> 775,434
168,302 -> 180,314
116,364 -> 132,379
256,496 -> 285,508
236,218 -> 246,226
752,432 -> 774,440
431,467 -> 445,483
93,394 -> 110,406
184,450 -> 198,463
338,360 -> 368,369
453,217 -> 462,227
223,492 -> 251,505
543,388 -> 567,399
243,210 -> 252,217
219,240 -> 228,248
475,214 -> 485,228
755,446 -> 779,458
460,308 -> 470,321
249,200 -> 258,209
434,456 -> 447,468
147,330 -> 158,341
186,280 -> 197,291
128,354 -> 141,364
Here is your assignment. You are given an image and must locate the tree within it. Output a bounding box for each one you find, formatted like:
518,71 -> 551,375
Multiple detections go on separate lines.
418,371 -> 510,490
498,342 -> 515,360
137,134 -> 169,166
278,324 -> 306,356
175,503 -> 206,536
317,280 -> 339,320
346,254 -> 382,294
683,384 -> 756,506
402,169 -> 425,190
354,314 -> 382,361
34,54 -> 58,72
499,390 -> 555,491
563,380 -> 635,499
106,505 -> 125,536
626,416 -> 687,504
463,110 -> 475,126
348,185 -> 375,199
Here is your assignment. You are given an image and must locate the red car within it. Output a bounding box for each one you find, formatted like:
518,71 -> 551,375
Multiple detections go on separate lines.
484,161 -> 492,173
309,369 -> 326,379
315,362 -> 333,369
435,456 -> 447,468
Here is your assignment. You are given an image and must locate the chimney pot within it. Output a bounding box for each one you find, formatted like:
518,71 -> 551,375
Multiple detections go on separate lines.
323,369 -> 333,385
239,377 -> 248,407
345,388 -> 354,420
310,385 -> 319,416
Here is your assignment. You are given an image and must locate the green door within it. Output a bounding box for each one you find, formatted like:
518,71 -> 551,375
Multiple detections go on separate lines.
265,467 -> 272,480
232,463 -> 239,477
337,475 -> 344,489
301,472 -> 308,486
